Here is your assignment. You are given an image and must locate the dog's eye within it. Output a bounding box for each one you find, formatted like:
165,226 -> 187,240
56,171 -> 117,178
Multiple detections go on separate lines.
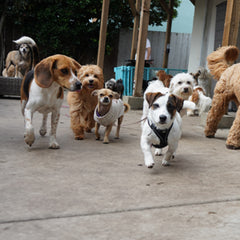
109,94 -> 113,98
74,70 -> 78,76
85,74 -> 89,77
100,93 -> 104,97
152,103 -> 159,109
187,81 -> 191,84
94,74 -> 98,78
61,68 -> 68,75
178,81 -> 182,85
167,103 -> 175,110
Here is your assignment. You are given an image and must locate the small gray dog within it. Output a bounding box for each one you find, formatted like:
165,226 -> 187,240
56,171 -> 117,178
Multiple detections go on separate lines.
105,78 -> 124,99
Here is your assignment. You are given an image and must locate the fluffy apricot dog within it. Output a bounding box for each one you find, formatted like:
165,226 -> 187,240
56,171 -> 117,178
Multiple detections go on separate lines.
204,45 -> 240,149
67,65 -> 104,140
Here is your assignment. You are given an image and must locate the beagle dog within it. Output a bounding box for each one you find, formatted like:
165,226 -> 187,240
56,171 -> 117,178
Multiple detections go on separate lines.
21,54 -> 82,149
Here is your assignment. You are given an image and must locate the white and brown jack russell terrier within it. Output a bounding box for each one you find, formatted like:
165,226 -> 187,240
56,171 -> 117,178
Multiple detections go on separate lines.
21,54 -> 82,149
141,92 -> 195,168
92,88 -> 130,144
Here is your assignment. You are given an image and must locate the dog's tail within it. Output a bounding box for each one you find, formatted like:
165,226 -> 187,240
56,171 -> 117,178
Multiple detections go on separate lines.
124,103 -> 130,113
183,100 -> 196,110
13,36 -> 37,46
207,45 -> 239,80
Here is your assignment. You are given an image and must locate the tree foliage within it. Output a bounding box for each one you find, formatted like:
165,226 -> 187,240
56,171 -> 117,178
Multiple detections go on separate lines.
1,0 -> 180,62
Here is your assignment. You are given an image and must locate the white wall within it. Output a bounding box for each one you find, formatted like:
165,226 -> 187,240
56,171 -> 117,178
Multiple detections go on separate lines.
188,0 -> 226,73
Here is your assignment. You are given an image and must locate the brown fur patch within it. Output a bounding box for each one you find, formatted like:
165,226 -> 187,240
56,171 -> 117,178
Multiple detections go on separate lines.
156,70 -> 172,87
57,87 -> 64,99
207,46 -> 239,80
168,94 -> 184,114
146,92 -> 164,108
191,90 -> 200,104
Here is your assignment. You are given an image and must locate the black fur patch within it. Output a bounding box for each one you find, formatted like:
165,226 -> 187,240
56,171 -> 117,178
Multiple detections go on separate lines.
23,70 -> 34,99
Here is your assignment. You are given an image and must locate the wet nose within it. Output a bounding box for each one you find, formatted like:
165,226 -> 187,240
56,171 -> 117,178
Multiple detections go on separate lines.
159,115 -> 167,123
103,97 -> 109,103
75,81 -> 82,90
89,79 -> 94,84
184,87 -> 189,93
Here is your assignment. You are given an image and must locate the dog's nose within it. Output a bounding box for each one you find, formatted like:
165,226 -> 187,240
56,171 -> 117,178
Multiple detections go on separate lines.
89,79 -> 94,84
183,87 -> 189,93
75,81 -> 82,90
159,115 -> 167,123
103,97 -> 109,103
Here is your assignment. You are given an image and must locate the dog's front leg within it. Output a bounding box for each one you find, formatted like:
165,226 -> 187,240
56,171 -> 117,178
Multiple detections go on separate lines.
115,116 -> 123,139
24,108 -> 35,147
39,113 -> 48,136
140,136 -> 154,168
103,124 -> 113,144
162,144 -> 177,166
95,122 -> 101,140
49,110 -> 60,149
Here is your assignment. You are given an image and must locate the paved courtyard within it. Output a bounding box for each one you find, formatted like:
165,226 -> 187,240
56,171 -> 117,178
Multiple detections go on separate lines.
0,96 -> 240,239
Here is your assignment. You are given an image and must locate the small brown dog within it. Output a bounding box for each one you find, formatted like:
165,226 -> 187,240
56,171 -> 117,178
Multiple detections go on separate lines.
67,65 -> 104,140
92,88 -> 130,144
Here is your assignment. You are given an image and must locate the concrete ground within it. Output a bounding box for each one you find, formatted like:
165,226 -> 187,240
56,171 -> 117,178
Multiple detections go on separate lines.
0,96 -> 240,240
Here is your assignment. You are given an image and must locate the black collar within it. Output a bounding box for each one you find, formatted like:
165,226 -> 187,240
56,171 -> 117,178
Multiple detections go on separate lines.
148,119 -> 173,148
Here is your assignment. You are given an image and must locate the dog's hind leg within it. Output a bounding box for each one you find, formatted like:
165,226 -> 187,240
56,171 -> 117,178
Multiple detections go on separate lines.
226,107 -> 240,149
39,113 -> 48,136
115,116 -> 123,139
49,110 -> 60,149
205,91 -> 228,137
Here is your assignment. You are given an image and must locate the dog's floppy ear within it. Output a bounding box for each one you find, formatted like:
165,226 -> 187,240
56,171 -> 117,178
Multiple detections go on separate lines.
34,57 -> 56,88
146,92 -> 163,108
71,59 -> 81,70
170,94 -> 184,112
92,90 -> 99,96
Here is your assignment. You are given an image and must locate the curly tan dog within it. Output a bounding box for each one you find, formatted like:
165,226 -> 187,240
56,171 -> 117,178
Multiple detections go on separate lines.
67,65 -> 104,140
204,45 -> 240,149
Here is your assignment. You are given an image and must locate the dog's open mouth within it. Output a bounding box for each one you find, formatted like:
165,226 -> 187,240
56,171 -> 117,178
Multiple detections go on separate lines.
88,84 -> 94,89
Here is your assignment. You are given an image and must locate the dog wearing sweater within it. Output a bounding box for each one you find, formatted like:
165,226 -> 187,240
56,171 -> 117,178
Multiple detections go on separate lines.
92,88 -> 130,144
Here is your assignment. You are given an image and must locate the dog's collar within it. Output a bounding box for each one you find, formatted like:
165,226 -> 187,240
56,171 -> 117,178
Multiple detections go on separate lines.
96,109 -> 102,117
148,119 -> 173,148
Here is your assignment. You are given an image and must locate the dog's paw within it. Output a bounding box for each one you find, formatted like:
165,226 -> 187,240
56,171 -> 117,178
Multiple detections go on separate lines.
49,142 -> 60,149
49,136 -> 60,149
162,159 -> 170,166
145,159 -> 155,168
103,137 -> 109,144
226,144 -> 240,150
85,128 -> 92,133
154,148 -> 162,156
39,127 -> 47,136
24,128 -> 35,147
75,135 -> 84,140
